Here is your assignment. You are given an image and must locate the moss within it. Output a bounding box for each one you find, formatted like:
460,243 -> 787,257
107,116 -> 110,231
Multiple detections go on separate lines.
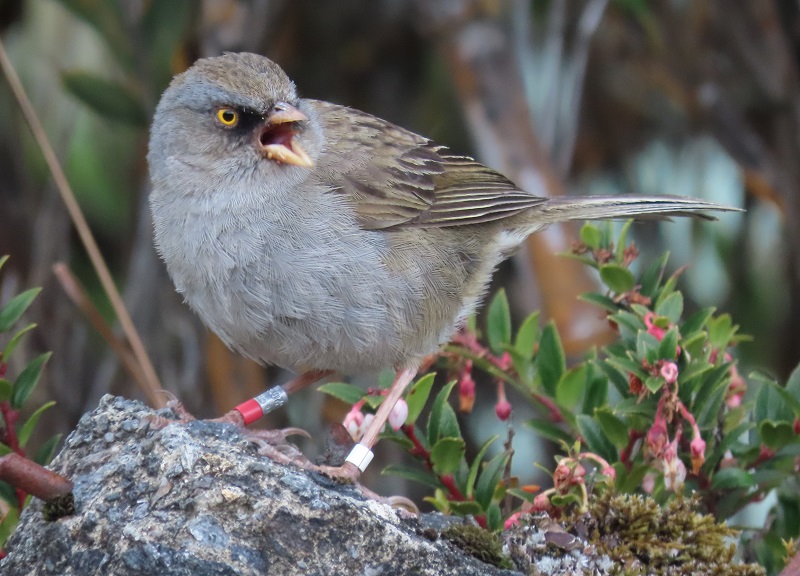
562,492 -> 764,576
42,492 -> 75,521
441,523 -> 513,569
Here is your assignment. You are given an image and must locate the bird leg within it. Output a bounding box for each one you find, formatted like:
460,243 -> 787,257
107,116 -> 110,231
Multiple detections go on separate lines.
223,369 -> 334,426
316,366 -> 419,483
148,370 -> 333,448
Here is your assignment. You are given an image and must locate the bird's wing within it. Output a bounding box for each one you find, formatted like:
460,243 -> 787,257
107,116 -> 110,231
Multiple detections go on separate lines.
312,100 -> 546,230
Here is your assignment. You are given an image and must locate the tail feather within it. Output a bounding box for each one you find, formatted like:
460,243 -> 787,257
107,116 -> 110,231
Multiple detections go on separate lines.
534,195 -> 740,225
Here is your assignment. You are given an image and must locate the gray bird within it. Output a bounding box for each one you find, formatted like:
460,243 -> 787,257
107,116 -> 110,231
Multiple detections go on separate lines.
148,52 -> 736,479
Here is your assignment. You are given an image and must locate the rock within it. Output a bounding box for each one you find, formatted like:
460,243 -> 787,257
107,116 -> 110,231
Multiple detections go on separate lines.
0,396 -> 522,576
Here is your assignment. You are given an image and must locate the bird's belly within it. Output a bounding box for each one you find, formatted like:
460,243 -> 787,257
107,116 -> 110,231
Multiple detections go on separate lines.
174,224 -> 432,373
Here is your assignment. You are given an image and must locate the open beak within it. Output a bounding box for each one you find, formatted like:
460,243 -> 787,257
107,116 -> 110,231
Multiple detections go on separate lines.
257,103 -> 314,168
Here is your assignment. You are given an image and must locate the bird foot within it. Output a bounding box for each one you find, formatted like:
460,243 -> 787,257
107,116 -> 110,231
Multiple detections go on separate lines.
145,397 -> 312,464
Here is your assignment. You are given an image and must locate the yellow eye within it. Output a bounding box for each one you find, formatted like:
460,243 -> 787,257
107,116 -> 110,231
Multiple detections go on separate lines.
216,108 -> 239,127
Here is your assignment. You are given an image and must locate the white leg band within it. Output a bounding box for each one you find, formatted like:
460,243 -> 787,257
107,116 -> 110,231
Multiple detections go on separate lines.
345,443 -> 374,472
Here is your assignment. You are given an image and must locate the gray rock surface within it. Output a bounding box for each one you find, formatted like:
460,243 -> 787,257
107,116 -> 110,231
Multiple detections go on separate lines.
0,396 -> 524,576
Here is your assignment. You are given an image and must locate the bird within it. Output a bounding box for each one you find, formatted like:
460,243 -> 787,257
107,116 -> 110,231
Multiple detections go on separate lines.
147,52 -> 737,481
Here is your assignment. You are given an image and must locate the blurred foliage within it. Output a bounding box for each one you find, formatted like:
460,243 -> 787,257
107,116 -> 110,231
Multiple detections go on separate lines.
0,257 -> 60,555
325,223 -> 791,573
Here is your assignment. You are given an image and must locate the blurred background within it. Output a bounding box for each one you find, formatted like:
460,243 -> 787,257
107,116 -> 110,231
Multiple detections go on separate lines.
0,0 -> 794,496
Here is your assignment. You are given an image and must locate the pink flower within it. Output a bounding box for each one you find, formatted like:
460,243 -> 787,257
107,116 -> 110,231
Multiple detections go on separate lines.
602,466 -> 617,482
492,352 -> 512,371
504,512 -> 522,530
646,413 -> 669,457
660,361 -> 678,384
642,472 -> 656,494
553,463 -> 571,489
388,399 -> 408,431
495,380 -> 512,421
690,436 -> 706,474
644,312 -> 665,340
726,362 -> 746,408
495,399 -> 512,421
532,493 -> 550,512
343,405 -> 365,440
458,362 -> 476,414
662,456 -> 687,491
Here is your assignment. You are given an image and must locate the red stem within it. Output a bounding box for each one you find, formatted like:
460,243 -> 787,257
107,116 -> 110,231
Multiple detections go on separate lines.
620,429 -> 644,469
531,392 -> 564,423
441,474 -> 465,501
402,424 -> 432,468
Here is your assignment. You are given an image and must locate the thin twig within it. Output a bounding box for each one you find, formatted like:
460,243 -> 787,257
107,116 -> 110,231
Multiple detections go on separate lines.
52,263 -> 149,395
0,40 -> 164,407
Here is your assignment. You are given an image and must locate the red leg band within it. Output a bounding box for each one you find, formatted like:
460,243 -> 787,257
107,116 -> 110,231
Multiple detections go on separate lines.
235,399 -> 264,426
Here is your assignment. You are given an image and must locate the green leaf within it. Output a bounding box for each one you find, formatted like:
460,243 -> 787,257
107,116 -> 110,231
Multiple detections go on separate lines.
707,314 -> 735,351
514,312 -> 540,357
681,332 -> 708,360
594,409 -> 629,449
0,443 -> 11,457
317,382 -> 366,407
0,505 -> 19,549
701,422 -> 753,476
616,463 -> 650,494
636,330 -> 661,365
711,467 -> 756,490
639,252 -> 669,297
430,437 -> 466,476
466,435 -> 500,498
404,373 -> 436,424
599,264 -> 635,294
759,421 -> 797,451
537,322 -> 565,395
645,376 -> 664,393
0,288 -> 41,332
62,72 -> 147,126
11,352 -> 52,409
485,503 -> 503,531
382,464 -> 441,489
34,434 -> 61,466
755,378 -> 795,423
2,323 -> 37,361
655,292 -> 683,324
0,379 -> 12,402
693,369 -> 733,428
448,501 -> 484,516
576,414 -> 617,461
427,379 -> 459,445
681,307 -> 715,335
17,401 -> 56,447
474,451 -> 509,510
579,292 -> 618,313
615,220 -> 634,261
580,223 -> 602,249
556,365 -> 586,409
613,396 -> 658,418
550,492 -> 583,507
525,419 -> 574,446
604,355 -> 647,380
581,372 -> 608,414
657,327 -> 679,360
486,289 -> 511,354
786,363 -> 800,405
